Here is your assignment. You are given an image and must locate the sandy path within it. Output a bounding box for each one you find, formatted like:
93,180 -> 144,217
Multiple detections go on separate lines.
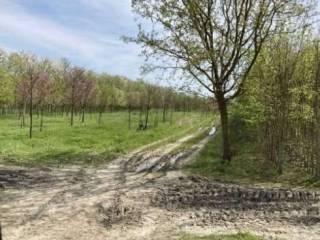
0,128 -> 319,240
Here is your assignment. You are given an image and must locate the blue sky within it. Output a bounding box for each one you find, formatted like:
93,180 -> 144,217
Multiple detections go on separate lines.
0,0 -> 144,79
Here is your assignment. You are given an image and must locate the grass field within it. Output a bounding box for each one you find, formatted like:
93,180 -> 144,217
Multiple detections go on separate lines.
181,233 -> 264,240
185,127 -> 320,189
0,111 -> 212,166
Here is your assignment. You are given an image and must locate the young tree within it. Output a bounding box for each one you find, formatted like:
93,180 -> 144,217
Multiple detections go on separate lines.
144,83 -> 156,129
0,59 -> 14,114
19,55 -> 46,138
79,77 -> 94,123
131,0 -> 310,161
161,88 -> 169,123
6,52 -> 31,124
51,58 -> 70,117
314,41 -> 320,178
94,78 -> 108,125
66,67 -> 86,126
125,82 -> 134,129
36,71 -> 52,131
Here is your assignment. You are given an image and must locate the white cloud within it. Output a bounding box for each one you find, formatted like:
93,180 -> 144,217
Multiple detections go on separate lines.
0,0 -> 148,79
80,0 -> 132,14
0,0 -> 106,58
79,0 -> 137,32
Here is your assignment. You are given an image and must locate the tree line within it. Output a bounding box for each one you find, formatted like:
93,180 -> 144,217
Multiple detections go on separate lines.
233,31 -> 320,178
0,50 -> 210,138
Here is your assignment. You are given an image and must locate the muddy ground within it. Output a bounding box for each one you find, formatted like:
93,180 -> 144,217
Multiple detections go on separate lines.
0,129 -> 320,240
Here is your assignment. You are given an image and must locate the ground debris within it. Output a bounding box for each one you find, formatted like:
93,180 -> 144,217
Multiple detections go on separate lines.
96,195 -> 142,228
152,176 -> 320,225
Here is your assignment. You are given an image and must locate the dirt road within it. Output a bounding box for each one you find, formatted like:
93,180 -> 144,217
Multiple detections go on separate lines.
0,129 -> 319,240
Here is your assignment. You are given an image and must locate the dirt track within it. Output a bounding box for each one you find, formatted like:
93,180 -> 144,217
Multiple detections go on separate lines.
0,129 -> 320,240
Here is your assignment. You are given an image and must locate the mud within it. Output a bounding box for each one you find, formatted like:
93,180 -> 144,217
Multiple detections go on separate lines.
0,167 -> 88,190
96,194 -> 142,227
0,128 -> 320,240
152,176 -> 320,226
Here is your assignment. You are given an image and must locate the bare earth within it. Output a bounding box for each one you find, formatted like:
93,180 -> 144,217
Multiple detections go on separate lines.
0,130 -> 320,240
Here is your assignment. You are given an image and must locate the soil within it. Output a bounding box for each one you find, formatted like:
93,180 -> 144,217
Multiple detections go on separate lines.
0,128 -> 319,240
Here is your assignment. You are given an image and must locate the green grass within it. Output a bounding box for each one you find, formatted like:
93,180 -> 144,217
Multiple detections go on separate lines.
185,130 -> 273,183
181,233 -> 264,240
185,126 -> 320,189
0,111 -> 212,166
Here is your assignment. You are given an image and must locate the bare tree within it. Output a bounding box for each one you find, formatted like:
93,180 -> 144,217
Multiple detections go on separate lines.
131,0 -> 310,161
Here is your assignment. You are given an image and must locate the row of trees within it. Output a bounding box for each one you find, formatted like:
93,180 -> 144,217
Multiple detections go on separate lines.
0,50 -> 210,138
233,31 -> 320,178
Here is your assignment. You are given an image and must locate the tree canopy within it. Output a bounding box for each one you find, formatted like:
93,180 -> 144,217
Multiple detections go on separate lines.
131,0 -> 314,161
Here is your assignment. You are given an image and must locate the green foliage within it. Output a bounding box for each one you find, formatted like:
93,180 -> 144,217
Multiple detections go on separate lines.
0,49 -> 210,114
228,32 -> 320,178
0,66 -> 14,106
185,117 -> 320,189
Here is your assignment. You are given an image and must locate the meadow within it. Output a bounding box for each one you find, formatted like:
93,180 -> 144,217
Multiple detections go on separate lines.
0,111 -> 212,166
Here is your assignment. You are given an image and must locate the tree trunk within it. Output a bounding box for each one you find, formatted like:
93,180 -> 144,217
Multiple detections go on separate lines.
22,102 -> 26,128
98,106 -> 103,125
70,104 -> 74,126
162,104 -> 166,122
29,92 -> 33,139
40,107 -> 44,132
81,105 -> 85,123
19,105 -> 23,128
50,104 -> 53,115
145,105 -> 150,130
154,109 -> 159,128
110,95 -> 115,113
139,105 -> 143,122
61,104 -> 65,117
217,99 -> 231,162
128,105 -> 132,129
36,105 -> 40,118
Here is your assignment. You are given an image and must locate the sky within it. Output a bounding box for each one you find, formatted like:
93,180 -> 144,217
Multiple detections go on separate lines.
0,0 -> 144,80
